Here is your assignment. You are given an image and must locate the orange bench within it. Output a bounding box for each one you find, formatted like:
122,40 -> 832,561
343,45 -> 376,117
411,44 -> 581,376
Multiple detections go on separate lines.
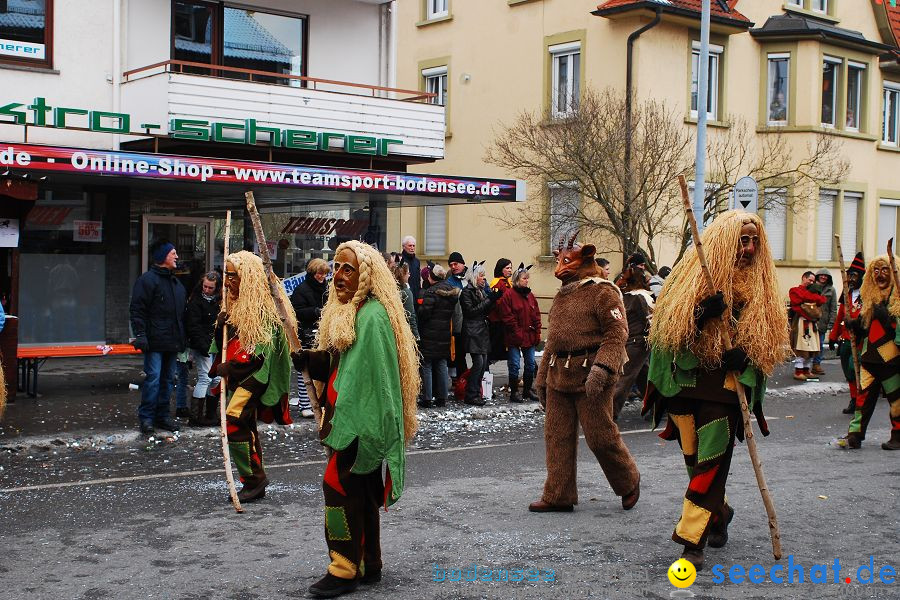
17,343 -> 141,397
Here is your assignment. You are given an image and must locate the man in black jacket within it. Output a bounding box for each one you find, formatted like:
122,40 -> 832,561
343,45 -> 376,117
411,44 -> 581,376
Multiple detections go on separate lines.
130,242 -> 187,434
399,235 -> 421,302
185,272 -> 221,426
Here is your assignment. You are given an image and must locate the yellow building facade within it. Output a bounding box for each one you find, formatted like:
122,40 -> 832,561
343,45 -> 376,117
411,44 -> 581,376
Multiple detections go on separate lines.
392,0 -> 900,303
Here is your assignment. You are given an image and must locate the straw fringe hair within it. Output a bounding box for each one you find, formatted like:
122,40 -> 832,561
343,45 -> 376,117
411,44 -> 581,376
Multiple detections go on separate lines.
859,255 -> 900,325
225,251 -> 296,350
650,211 -> 789,375
317,241 -> 421,442
0,363 -> 6,419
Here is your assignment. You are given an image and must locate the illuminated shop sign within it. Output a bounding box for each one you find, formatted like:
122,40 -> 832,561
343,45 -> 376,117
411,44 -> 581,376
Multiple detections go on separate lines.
0,143 -> 524,202
0,97 -> 403,156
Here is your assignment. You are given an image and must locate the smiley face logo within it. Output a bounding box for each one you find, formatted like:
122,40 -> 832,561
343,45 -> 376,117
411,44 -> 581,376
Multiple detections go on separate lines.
667,558 -> 697,588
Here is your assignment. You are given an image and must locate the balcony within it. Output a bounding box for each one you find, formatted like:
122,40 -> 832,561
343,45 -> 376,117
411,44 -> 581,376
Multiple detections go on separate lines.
119,61 -> 446,161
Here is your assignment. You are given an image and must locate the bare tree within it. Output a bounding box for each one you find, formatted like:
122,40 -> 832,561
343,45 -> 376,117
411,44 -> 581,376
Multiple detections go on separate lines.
485,87 -> 693,271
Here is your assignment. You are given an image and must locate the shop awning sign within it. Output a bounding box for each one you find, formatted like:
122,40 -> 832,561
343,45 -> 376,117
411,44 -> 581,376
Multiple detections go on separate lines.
0,142 -> 525,202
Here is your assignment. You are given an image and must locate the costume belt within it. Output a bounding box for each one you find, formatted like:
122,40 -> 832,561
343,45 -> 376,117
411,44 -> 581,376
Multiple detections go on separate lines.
547,346 -> 600,369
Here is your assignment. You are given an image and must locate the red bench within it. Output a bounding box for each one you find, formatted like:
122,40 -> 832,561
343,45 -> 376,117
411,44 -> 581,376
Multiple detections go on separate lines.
17,344 -> 141,398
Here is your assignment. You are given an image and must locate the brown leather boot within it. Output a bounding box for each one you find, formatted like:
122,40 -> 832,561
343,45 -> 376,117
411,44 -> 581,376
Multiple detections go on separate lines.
528,499 -> 573,512
681,547 -> 704,571
812,364 -> 825,375
882,430 -> 900,451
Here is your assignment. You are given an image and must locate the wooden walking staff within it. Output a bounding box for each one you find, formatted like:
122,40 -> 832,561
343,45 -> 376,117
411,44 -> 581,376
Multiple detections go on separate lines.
888,238 -> 900,303
677,175 -> 783,560
244,191 -> 324,428
834,235 -> 863,405
220,210 -> 244,513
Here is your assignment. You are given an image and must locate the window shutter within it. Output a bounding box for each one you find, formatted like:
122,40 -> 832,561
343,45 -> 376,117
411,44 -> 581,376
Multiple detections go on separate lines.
764,191 -> 787,261
816,190 -> 836,261
840,192 -> 861,261
424,205 -> 447,256
877,203 -> 898,255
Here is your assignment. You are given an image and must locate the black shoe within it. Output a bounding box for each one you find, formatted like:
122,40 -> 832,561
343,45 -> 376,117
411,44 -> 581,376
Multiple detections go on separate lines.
236,477 -> 268,503
433,396 -> 446,407
463,396 -> 486,406
154,417 -> 180,432
175,407 -> 191,419
842,404 -> 855,415
360,568 -> 382,585
308,572 -> 359,598
708,505 -> 734,548
418,398 -> 433,409
140,420 -> 155,435
681,547 -> 704,571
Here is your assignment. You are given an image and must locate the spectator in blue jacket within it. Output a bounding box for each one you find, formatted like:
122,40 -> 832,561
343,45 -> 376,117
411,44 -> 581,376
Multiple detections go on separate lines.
130,242 -> 187,435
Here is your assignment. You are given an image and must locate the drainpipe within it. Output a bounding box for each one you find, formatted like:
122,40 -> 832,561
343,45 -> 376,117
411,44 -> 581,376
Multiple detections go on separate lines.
112,0 -> 122,150
623,7 -> 661,257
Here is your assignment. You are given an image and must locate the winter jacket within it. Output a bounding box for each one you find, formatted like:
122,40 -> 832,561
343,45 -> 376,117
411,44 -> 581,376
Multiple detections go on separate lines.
290,276 -> 328,334
129,265 -> 187,352
400,251 -> 421,302
399,285 -> 420,340
648,275 -> 666,298
460,283 -> 495,354
789,285 -> 827,322
184,292 -> 220,353
497,285 -> 542,349
447,268 -> 467,290
487,276 -> 511,323
814,268 -> 838,330
417,279 -> 462,359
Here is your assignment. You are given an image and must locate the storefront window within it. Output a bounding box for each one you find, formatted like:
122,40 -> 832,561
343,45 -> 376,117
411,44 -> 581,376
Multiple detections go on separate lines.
0,0 -> 52,68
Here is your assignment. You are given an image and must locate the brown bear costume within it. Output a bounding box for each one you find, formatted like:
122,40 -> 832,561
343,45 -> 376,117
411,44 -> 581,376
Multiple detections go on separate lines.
531,235 -> 641,512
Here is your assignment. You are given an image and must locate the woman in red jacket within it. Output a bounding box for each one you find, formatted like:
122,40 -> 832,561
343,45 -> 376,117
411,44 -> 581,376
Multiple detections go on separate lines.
497,265 -> 541,402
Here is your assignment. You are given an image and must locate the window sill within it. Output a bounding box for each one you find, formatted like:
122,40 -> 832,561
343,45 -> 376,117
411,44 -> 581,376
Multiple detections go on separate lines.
684,116 -> 731,129
537,255 -> 557,263
783,5 -> 839,25
508,0 -> 541,5
877,143 -> 900,153
774,259 -> 842,268
755,125 -> 878,141
0,62 -> 59,75
416,14 -> 453,28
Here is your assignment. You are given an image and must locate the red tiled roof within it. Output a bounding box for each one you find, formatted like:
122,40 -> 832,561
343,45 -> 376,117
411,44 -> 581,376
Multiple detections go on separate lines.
595,0 -> 750,24
887,4 -> 900,47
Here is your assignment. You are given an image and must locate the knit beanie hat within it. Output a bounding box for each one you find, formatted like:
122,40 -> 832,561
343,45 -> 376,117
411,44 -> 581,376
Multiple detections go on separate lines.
421,265 -> 432,282
848,252 -> 866,277
448,251 -> 464,264
152,242 -> 175,264
493,258 -> 512,278
627,253 -> 646,267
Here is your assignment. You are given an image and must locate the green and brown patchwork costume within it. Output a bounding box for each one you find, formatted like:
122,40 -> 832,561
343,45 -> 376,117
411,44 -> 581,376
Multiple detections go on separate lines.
211,325 -> 292,488
306,299 -> 406,581
847,303 -> 900,442
644,348 -> 769,550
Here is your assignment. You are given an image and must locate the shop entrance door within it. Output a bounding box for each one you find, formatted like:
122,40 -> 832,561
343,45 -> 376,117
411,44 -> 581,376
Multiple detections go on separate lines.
142,216 -> 214,295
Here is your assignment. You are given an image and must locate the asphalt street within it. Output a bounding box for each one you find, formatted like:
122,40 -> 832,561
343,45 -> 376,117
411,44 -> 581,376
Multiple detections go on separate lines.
1,359 -> 898,600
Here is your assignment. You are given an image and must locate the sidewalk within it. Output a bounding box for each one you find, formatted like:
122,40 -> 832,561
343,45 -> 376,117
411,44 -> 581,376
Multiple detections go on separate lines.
0,353 -> 848,447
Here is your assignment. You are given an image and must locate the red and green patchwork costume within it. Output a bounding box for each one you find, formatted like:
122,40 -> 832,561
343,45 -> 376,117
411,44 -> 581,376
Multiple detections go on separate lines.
847,304 -> 900,441
829,291 -> 863,407
211,326 -> 292,488
644,348 -> 769,550
306,299 -> 406,582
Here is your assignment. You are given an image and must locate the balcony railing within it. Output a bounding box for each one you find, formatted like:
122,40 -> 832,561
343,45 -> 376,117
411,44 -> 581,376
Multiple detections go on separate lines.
122,60 -> 436,103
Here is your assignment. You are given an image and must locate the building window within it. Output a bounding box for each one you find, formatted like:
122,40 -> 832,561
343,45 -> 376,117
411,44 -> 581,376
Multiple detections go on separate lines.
840,192 -> 861,262
422,66 -> 448,106
423,205 -> 446,256
816,189 -> 837,261
764,188 -> 787,261
550,42 -> 581,118
811,0 -> 828,13
877,200 -> 900,256
426,0 -> 449,20
172,2 -> 308,83
0,0 -> 52,68
691,42 -> 722,120
821,58 -> 840,127
767,54 -> 790,125
548,183 -> 580,250
787,0 -> 802,6
883,84 -> 900,145
846,63 -> 865,130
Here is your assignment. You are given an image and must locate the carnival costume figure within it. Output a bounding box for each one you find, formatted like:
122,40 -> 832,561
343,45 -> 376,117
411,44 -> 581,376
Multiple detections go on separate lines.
828,253 -> 866,415
643,211 -> 789,570
293,240 -> 420,598
529,233 -> 641,513
212,251 -> 294,503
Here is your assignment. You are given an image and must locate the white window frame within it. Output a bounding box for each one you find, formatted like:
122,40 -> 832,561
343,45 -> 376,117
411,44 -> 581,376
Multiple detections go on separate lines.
883,82 -> 900,146
846,62 -> 865,132
877,199 -> 900,257
787,0 -> 802,6
550,41 -> 581,119
840,192 -> 862,262
811,0 -> 828,14
767,54 -> 790,126
422,65 -> 448,107
548,182 -> 581,249
691,41 -> 723,121
426,0 -> 448,20
821,57 -> 841,128
815,189 -> 838,261
423,205 -> 447,256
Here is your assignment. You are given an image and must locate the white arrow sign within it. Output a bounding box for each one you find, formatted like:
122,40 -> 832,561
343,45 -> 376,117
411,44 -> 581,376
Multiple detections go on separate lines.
731,176 -> 758,213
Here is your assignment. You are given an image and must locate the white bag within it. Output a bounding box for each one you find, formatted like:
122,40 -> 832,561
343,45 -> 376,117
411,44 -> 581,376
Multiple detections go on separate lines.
481,372 -> 494,399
